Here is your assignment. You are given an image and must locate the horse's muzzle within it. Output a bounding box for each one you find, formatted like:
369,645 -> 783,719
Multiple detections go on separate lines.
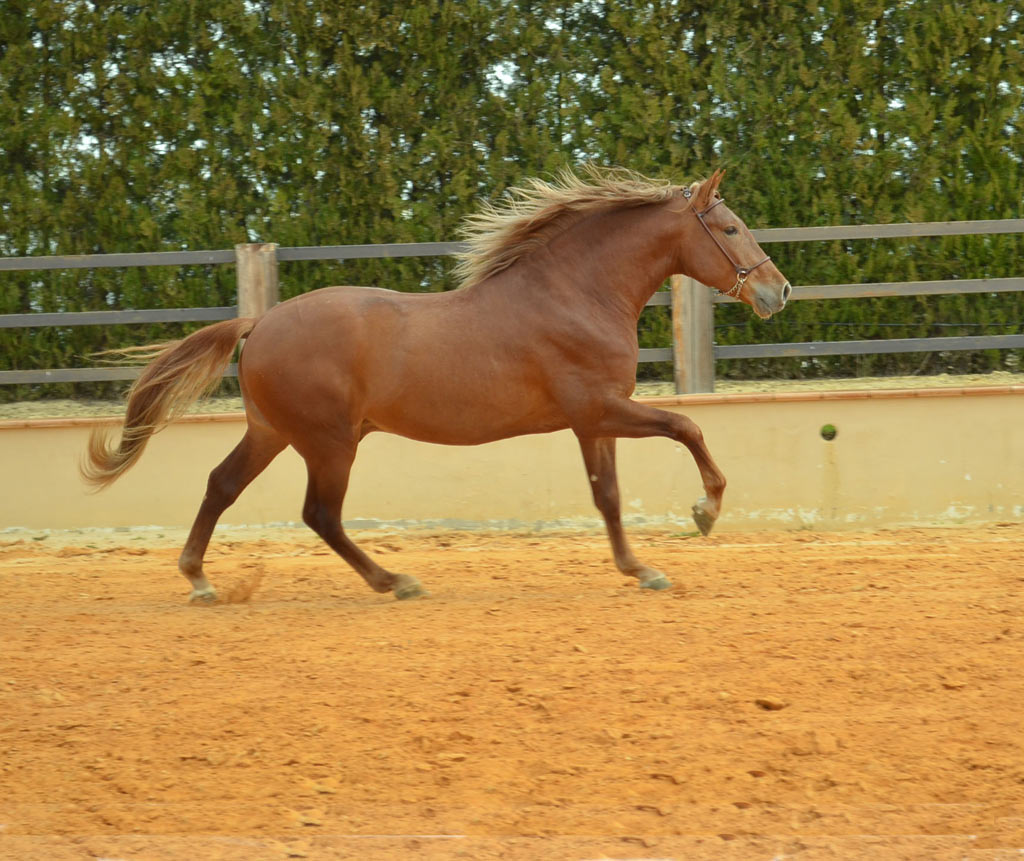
752,281 -> 791,319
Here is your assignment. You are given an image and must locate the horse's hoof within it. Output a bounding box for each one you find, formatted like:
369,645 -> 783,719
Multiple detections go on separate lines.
692,502 -> 717,536
188,587 -> 218,605
639,573 -> 673,591
394,577 -> 428,600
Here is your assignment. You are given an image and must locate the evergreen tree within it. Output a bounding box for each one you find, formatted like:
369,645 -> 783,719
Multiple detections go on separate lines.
1,0 -> 1021,400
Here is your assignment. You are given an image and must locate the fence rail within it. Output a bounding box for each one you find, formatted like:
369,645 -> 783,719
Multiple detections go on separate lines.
2,218 -> 1022,392
0,307 -> 237,329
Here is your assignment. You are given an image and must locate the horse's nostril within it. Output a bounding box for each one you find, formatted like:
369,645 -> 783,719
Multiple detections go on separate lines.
781,282 -> 792,303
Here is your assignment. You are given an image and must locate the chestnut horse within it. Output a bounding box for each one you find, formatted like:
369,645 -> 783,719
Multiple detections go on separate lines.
83,167 -> 790,602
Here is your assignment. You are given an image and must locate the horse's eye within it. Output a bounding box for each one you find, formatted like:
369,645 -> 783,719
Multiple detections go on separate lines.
724,226 -> 738,236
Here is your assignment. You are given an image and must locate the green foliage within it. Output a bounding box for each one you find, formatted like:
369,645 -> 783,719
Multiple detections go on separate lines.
1,0 -> 1022,400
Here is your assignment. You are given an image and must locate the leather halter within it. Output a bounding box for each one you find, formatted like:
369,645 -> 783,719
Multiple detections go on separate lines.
682,187 -> 771,298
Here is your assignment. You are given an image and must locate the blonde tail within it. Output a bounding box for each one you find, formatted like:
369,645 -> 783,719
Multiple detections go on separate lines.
81,317 -> 257,489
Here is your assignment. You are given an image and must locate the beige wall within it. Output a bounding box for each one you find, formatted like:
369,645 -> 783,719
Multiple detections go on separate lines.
2,387 -> 1021,533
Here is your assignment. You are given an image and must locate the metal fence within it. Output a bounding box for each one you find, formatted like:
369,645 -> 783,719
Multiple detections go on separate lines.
1,218 -> 1022,393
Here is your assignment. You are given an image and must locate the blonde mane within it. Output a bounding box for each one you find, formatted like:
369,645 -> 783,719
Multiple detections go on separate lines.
454,165 -> 686,288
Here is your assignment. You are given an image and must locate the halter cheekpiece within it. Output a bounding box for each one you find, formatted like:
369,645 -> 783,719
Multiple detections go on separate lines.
682,187 -> 770,298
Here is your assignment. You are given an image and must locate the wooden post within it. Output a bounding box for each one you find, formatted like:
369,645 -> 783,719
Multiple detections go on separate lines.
671,274 -> 715,394
235,243 -> 279,317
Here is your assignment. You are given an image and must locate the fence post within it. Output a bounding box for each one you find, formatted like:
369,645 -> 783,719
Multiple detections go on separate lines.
235,243 -> 279,317
671,274 -> 715,394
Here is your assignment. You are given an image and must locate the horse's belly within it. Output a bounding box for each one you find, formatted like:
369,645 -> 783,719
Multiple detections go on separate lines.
368,397 -> 568,446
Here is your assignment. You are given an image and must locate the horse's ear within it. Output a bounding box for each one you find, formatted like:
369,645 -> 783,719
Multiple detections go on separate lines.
695,169 -> 725,207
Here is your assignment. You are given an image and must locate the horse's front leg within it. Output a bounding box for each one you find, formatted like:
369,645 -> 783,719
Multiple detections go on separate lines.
580,399 -> 727,537
577,436 -> 673,590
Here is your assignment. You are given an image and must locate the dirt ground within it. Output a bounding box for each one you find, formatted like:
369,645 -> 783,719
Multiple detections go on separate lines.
2,525 -> 1023,861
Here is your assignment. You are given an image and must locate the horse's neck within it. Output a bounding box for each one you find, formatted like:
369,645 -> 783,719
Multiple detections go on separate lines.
551,205 -> 682,318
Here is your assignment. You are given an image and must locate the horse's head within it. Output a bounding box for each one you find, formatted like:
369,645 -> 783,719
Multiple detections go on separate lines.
678,170 -> 791,319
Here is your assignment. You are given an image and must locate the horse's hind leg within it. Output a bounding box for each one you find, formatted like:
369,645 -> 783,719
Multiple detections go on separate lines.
578,436 -> 672,590
178,425 -> 286,602
300,446 -> 426,599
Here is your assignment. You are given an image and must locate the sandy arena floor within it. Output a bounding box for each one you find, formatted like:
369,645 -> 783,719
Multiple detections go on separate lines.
1,525 -> 1023,860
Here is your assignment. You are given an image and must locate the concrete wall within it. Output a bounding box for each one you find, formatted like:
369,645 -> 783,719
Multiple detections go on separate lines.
2,386 -> 1022,532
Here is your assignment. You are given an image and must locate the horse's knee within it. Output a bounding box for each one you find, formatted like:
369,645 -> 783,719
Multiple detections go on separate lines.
673,415 -> 704,446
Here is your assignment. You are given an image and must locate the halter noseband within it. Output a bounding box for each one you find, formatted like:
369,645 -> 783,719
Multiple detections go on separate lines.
682,187 -> 771,298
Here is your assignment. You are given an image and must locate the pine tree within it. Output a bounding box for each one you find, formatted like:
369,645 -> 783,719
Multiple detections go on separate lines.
1,0 -> 1022,400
